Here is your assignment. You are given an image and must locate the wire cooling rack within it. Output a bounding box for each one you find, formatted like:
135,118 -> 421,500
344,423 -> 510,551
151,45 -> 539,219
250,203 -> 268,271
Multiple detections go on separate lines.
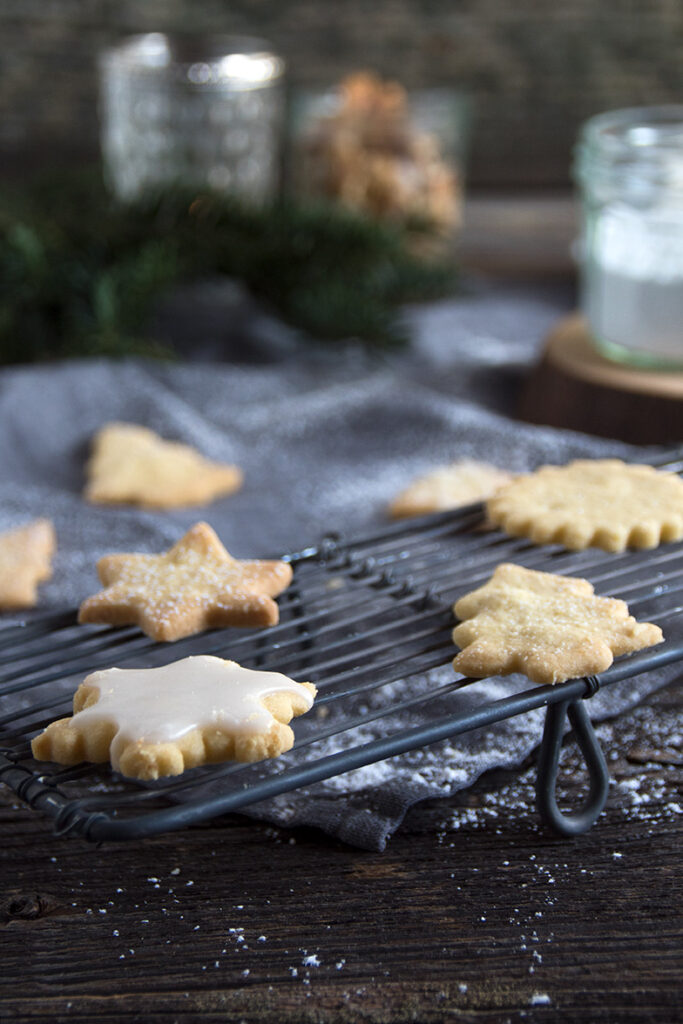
1,452 -> 683,843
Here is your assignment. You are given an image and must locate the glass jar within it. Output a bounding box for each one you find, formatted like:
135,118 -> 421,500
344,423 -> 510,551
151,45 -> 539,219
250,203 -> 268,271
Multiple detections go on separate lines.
99,33 -> 284,203
574,106 -> 683,369
288,74 -> 468,244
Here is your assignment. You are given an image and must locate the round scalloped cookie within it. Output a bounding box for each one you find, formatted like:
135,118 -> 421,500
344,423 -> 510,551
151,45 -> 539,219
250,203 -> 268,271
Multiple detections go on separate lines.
487,459 -> 683,552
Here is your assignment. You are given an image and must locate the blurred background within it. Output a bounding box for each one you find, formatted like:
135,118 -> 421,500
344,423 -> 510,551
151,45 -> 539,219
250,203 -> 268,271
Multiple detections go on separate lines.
1,1 -> 682,380
2,0 -> 681,189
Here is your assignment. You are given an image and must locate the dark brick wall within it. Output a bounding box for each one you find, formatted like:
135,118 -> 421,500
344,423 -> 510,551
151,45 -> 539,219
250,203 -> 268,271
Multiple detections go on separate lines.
1,1 -> 681,188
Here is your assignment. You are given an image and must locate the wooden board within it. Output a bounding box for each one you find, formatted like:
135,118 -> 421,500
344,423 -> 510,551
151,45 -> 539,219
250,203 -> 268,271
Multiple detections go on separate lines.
519,314 -> 683,444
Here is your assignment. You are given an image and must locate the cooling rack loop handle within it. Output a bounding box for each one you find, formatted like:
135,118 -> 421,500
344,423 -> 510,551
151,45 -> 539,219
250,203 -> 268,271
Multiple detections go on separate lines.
536,692 -> 610,837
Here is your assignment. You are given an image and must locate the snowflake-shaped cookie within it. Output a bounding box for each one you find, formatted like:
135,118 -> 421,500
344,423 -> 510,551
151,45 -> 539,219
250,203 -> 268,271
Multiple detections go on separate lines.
78,522 -> 292,641
31,655 -> 317,779
84,422 -> 243,508
0,519 -> 56,609
487,459 -> 683,552
452,563 -> 663,685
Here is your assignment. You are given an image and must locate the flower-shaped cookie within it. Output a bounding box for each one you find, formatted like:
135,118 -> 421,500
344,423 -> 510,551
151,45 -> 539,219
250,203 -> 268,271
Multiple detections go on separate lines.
487,459 -> 683,552
31,655 -> 316,779
452,563 -> 663,685
78,522 -> 292,641
84,422 -> 243,508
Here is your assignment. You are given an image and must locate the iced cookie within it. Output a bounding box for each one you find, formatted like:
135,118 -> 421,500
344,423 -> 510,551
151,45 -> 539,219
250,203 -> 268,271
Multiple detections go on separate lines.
84,422 -> 243,508
78,522 -> 292,641
487,459 -> 683,552
31,655 -> 317,779
389,460 -> 512,518
452,562 -> 663,685
0,519 -> 56,609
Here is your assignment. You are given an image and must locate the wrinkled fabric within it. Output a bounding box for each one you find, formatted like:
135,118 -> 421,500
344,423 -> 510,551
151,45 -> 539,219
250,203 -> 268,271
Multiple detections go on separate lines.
0,282 -> 676,849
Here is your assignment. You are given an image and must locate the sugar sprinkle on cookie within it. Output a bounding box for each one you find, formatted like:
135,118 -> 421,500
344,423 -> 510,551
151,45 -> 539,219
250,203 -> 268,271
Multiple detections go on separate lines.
0,519 -> 56,610
78,522 -> 292,642
452,562 -> 663,685
31,655 -> 316,779
389,460 -> 512,519
487,459 -> 683,552
84,422 -> 243,509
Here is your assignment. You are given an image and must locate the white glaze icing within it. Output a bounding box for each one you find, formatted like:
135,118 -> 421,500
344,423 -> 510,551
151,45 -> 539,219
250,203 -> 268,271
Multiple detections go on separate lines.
72,655 -> 314,770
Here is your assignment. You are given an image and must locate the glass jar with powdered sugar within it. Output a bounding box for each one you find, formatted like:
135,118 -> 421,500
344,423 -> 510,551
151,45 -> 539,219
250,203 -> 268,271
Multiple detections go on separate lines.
575,106 -> 683,369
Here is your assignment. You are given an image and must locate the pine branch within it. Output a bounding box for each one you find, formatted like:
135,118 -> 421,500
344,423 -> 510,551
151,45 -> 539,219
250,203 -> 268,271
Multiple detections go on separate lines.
0,170 -> 457,362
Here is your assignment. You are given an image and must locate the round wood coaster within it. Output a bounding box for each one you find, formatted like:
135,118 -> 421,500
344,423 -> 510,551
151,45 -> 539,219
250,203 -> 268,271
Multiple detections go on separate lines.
518,314 -> 683,444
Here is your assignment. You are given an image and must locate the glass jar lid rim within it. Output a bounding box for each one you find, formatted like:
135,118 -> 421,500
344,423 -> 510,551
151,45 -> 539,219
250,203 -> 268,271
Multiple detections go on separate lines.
580,105 -> 683,154
100,32 -> 284,82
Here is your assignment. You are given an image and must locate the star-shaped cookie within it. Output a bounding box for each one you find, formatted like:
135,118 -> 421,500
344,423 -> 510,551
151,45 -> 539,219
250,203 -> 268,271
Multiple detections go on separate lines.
78,522 -> 293,641
0,519 -> 56,609
31,655 -> 317,779
84,422 -> 243,508
452,563 -> 663,685
487,459 -> 683,552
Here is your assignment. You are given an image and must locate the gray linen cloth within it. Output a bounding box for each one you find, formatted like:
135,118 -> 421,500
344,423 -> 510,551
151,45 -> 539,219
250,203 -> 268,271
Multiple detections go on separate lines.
0,283 -> 676,849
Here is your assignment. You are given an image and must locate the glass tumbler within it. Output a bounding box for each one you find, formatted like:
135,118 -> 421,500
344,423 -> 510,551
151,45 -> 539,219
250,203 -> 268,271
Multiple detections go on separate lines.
289,73 -> 468,244
99,33 -> 284,202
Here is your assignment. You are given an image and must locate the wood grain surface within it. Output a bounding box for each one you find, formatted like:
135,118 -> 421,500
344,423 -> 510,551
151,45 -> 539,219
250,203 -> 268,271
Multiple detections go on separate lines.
519,315 -> 683,444
1,684 -> 680,1024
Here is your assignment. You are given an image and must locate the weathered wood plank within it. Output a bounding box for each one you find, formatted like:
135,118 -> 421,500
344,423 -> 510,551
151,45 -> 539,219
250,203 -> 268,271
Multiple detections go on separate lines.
1,686 -> 680,1023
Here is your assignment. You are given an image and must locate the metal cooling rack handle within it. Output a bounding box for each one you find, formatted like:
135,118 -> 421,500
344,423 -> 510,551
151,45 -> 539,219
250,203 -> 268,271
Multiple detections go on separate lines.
536,677 -> 610,836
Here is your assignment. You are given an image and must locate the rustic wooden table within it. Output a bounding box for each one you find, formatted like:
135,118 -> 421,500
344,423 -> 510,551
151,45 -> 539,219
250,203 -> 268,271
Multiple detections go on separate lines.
1,682 -> 680,1024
